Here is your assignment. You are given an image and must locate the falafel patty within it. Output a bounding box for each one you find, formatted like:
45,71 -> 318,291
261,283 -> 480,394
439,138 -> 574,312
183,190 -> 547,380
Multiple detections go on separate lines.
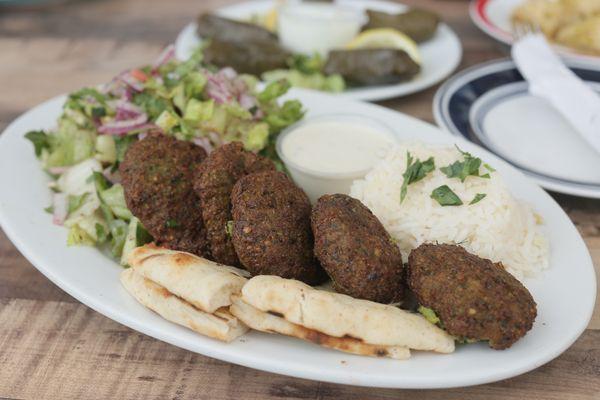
194,142 -> 274,266
231,171 -> 326,284
407,243 -> 537,350
120,134 -> 209,256
311,194 -> 405,304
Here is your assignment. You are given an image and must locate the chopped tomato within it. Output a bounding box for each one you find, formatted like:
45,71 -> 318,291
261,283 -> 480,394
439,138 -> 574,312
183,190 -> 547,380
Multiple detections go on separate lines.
130,69 -> 148,82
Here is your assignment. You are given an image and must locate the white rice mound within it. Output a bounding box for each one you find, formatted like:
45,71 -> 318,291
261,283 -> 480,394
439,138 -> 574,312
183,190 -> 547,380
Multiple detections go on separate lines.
350,142 -> 549,280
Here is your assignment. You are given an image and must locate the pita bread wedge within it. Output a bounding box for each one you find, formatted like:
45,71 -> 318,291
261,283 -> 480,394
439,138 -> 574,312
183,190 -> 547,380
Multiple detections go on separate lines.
128,244 -> 249,313
241,275 -> 455,353
230,296 -> 410,359
121,268 -> 247,342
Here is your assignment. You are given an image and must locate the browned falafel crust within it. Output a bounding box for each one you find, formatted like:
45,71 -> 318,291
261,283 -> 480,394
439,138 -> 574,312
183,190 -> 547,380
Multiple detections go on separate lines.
194,142 -> 274,266
407,243 -> 537,350
311,194 -> 405,304
119,134 -> 209,256
231,171 -> 326,284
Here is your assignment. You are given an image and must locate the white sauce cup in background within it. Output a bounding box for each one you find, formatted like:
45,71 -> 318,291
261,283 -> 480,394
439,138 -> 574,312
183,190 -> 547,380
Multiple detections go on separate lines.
276,114 -> 397,203
277,3 -> 367,56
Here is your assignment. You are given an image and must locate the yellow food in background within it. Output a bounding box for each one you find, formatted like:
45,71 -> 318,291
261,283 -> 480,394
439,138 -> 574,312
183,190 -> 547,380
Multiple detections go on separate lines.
555,14 -> 600,53
346,28 -> 421,64
247,2 -> 281,32
512,0 -> 600,54
263,7 -> 278,32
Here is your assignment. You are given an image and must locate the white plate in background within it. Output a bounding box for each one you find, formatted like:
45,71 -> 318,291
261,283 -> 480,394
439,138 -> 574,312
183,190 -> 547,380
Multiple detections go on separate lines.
434,58 -> 600,199
470,0 -> 600,64
175,0 -> 462,102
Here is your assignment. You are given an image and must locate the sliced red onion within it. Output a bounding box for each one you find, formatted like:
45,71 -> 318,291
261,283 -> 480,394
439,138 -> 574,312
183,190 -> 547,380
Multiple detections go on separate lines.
119,72 -> 144,92
219,67 -> 237,80
238,93 -> 257,110
192,137 -> 214,154
114,101 -> 143,121
98,113 -> 149,136
52,193 -> 68,225
48,166 -> 70,175
115,101 -> 142,114
208,131 -> 223,147
152,44 -> 175,70
253,108 -> 265,120
206,75 -> 233,104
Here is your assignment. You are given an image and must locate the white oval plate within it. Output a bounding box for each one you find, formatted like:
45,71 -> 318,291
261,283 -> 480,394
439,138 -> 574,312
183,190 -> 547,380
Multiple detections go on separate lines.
0,89 -> 595,389
175,0 -> 462,102
470,0 -> 600,64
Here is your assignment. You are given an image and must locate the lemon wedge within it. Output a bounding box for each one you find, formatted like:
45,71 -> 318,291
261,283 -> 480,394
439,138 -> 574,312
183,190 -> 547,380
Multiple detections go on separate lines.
346,28 -> 421,64
263,7 -> 278,32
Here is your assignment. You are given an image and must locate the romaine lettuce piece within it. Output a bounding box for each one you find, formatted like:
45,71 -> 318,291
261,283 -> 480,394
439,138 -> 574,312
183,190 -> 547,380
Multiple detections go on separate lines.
95,135 -> 117,164
120,217 -> 152,266
99,184 -> 133,220
244,122 -> 269,152
67,225 -> 95,246
262,69 -> 345,92
45,118 -> 96,168
257,79 -> 291,103
264,100 -> 304,132
155,109 -> 179,132
108,219 -> 129,258
184,98 -> 214,123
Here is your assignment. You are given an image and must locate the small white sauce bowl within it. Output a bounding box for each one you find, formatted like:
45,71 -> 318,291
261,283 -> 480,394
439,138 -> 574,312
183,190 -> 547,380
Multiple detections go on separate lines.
277,3 -> 367,56
276,114 -> 397,203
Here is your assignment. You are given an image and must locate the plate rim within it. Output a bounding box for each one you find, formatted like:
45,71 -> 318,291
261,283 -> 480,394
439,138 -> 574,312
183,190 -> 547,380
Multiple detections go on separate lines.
0,89 -> 596,389
174,0 -> 463,102
433,57 -> 600,198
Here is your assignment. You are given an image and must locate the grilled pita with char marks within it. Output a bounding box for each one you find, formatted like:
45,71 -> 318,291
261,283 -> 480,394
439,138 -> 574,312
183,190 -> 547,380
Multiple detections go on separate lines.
237,275 -> 455,355
230,296 -> 410,359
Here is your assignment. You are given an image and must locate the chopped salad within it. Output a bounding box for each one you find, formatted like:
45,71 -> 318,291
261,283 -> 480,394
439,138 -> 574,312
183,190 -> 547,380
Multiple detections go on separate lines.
25,45 -> 304,265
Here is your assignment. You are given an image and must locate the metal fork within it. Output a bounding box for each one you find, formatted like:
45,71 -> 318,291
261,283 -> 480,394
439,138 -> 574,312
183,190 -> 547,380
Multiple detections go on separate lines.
512,21 -> 543,42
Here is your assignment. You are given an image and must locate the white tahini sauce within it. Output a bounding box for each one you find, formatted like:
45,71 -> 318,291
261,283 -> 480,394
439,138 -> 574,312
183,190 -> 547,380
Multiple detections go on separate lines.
281,120 -> 395,175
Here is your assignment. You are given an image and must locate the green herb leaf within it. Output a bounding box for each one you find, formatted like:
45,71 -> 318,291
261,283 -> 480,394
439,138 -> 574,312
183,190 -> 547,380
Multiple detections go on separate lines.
469,193 -> 487,205
44,205 -> 54,214
400,152 -> 435,203
483,163 -> 496,172
165,219 -> 180,229
431,185 -> 463,206
91,106 -> 106,118
440,146 -> 490,182
25,130 -> 51,157
67,192 -> 90,214
133,91 -> 169,121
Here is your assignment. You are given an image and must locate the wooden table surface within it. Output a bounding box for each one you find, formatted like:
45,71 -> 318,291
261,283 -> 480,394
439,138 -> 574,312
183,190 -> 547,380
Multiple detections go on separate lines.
1,0 -> 599,398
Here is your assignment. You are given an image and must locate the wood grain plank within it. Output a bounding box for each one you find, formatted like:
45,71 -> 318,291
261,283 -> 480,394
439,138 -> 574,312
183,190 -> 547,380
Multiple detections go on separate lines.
0,230 -> 75,303
0,299 -> 598,400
